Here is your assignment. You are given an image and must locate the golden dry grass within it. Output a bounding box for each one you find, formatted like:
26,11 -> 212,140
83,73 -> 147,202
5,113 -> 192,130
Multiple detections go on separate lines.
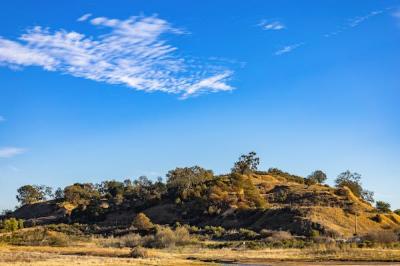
1,244 -> 400,265
0,245 -> 207,266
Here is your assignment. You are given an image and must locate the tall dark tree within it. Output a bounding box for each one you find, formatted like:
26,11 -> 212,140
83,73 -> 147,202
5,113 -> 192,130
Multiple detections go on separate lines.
54,187 -> 64,200
231,151 -> 260,174
376,201 -> 391,213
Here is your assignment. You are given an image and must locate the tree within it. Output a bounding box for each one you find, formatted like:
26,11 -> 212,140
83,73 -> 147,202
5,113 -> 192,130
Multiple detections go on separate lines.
335,171 -> 374,203
361,190 -> 375,204
167,166 -> 213,199
16,185 -> 53,205
231,151 -> 260,174
54,187 -> 64,200
394,209 -> 400,216
306,170 -> 327,184
99,180 -> 125,205
132,212 -> 154,230
64,183 -> 100,207
376,201 -> 391,213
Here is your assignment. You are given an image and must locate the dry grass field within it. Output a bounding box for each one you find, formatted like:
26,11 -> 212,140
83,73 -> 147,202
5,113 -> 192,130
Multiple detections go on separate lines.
1,244 -> 400,265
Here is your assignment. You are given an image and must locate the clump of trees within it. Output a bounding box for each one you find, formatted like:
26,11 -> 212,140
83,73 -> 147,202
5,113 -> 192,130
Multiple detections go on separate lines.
64,183 -> 100,207
335,171 -> 374,203
16,185 -> 53,205
166,166 -> 213,201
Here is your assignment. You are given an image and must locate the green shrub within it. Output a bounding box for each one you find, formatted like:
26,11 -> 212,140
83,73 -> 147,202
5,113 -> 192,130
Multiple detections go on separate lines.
0,228 -> 70,246
204,226 -> 225,238
238,228 -> 259,240
1,218 -> 24,232
311,230 -> 320,238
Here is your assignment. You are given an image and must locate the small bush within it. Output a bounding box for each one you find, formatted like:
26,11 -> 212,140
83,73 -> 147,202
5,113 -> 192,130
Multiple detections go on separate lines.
310,230 -> 320,238
100,233 -> 142,248
238,228 -> 259,240
132,213 -> 154,230
265,231 -> 293,242
174,226 -> 192,245
1,218 -> 24,232
204,226 -> 225,239
140,225 -> 194,248
312,236 -> 335,244
130,246 -> 150,258
149,226 -> 176,248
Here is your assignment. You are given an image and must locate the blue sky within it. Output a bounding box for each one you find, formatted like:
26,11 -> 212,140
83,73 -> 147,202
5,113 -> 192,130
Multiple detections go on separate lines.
0,0 -> 399,210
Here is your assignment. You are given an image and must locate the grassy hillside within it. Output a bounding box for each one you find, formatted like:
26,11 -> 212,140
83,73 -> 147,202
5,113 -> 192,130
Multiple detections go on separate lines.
3,170 -> 399,238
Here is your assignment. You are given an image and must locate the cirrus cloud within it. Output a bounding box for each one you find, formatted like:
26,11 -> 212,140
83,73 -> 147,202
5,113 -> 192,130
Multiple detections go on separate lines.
275,43 -> 304,56
258,20 -> 285,31
0,14 -> 235,98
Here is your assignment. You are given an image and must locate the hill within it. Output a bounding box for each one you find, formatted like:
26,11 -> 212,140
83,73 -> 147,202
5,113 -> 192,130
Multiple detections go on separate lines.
3,167 -> 399,239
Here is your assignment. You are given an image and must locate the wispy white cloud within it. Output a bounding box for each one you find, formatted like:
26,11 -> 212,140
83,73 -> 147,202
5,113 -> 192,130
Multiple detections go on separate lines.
0,116 -> 4,122
0,38 -> 56,69
349,10 -> 383,28
258,20 -> 285,31
324,9 -> 388,38
180,71 -> 233,99
0,147 -> 26,158
0,14 -> 235,98
77,13 -> 92,22
275,43 -> 303,56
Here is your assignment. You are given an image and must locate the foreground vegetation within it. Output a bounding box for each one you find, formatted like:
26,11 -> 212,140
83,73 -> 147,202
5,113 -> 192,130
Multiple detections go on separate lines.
1,243 -> 400,265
